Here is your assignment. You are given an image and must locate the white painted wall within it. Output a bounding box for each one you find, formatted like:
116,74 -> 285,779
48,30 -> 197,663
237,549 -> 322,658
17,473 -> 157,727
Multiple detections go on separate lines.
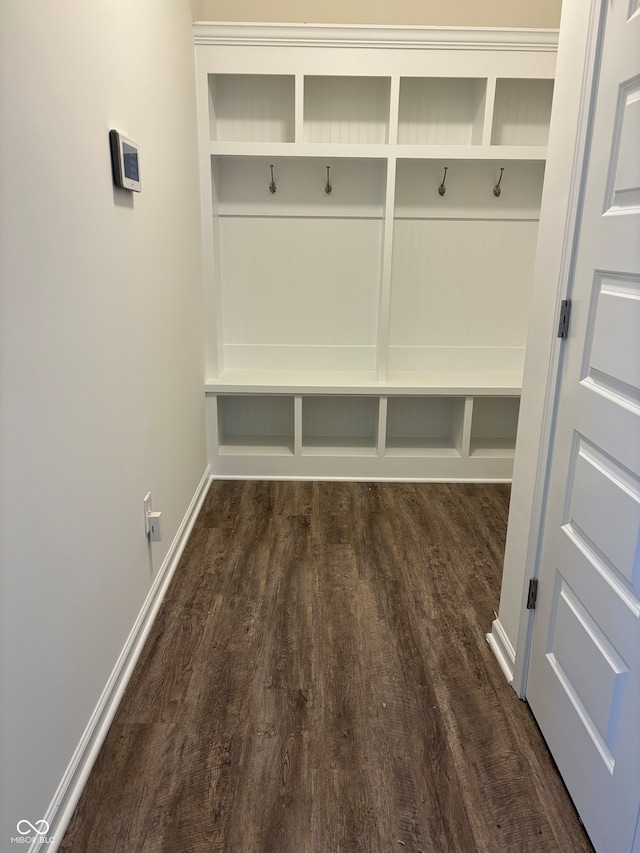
194,0 -> 562,27
0,0 -> 206,843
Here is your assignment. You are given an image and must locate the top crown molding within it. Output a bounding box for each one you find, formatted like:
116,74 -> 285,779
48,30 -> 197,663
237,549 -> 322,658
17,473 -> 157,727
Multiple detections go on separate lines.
193,22 -> 559,52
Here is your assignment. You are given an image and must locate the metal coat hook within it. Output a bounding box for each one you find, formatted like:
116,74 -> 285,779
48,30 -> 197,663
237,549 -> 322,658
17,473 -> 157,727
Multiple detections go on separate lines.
325,165 -> 332,195
269,164 -> 277,194
493,167 -> 504,198
438,166 -> 448,197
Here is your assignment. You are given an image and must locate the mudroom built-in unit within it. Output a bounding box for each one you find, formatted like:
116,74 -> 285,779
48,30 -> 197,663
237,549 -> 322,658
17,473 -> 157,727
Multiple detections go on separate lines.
194,24 -> 557,479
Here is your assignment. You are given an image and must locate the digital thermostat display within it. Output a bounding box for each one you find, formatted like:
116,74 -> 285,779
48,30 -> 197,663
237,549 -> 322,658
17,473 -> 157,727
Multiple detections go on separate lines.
109,130 -> 141,192
122,142 -> 139,182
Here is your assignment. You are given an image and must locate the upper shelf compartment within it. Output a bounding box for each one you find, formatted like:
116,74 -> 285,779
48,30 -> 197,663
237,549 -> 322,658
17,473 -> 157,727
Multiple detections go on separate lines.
208,74 -> 295,142
398,78 -> 486,146
304,76 -> 391,144
491,78 -> 554,146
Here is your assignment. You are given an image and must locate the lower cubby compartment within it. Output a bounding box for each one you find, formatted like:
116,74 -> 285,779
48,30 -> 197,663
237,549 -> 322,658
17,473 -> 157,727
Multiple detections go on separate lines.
302,396 -> 378,456
385,396 -> 464,456
217,394 -> 294,455
469,396 -> 520,457
206,388 -> 520,478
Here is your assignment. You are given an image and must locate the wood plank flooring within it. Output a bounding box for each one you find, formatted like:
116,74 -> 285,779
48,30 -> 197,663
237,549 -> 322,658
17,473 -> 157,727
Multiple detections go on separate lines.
60,481 -> 595,853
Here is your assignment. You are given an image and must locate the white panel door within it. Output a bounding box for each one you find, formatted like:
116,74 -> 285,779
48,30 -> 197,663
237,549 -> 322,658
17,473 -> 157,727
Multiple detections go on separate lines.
526,2 -> 640,853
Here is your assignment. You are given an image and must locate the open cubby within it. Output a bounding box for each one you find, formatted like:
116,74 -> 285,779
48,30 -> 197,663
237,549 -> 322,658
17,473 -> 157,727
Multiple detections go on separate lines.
213,156 -> 386,217
393,159 -> 545,218
302,396 -> 378,455
385,397 -> 464,456
304,76 -> 391,144
469,396 -> 520,457
208,74 -> 295,142
398,78 -> 486,145
217,395 -> 295,455
491,79 -> 554,147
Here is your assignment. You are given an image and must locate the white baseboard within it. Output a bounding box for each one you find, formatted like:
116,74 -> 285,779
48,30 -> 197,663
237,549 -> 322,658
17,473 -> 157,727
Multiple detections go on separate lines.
486,617 -> 516,686
38,466 -> 211,853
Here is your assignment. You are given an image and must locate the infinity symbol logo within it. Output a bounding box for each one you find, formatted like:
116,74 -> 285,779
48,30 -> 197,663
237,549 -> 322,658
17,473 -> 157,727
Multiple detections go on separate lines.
16,819 -> 49,835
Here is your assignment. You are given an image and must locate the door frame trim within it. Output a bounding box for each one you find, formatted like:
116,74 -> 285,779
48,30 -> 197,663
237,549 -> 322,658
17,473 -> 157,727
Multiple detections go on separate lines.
501,0 -> 607,697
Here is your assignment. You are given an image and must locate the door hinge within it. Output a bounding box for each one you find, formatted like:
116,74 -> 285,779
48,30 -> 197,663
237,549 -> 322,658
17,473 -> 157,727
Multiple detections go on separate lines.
526,578 -> 539,610
557,299 -> 571,338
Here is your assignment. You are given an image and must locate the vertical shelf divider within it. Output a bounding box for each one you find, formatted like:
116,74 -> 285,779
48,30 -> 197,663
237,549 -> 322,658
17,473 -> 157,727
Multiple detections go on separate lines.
482,77 -> 498,147
295,74 -> 305,144
376,154 -> 397,382
461,396 -> 474,458
377,396 -> 388,457
198,72 -> 222,378
209,395 -> 220,453
210,157 -> 224,377
388,75 -> 401,146
294,395 -> 303,456
376,76 -> 401,383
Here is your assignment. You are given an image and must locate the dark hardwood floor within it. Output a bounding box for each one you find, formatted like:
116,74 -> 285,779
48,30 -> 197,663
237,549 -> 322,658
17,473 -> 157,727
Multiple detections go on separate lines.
60,481 -> 594,853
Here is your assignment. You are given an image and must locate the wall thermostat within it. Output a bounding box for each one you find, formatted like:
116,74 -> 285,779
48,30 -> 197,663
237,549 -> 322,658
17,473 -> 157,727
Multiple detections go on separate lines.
109,130 -> 141,192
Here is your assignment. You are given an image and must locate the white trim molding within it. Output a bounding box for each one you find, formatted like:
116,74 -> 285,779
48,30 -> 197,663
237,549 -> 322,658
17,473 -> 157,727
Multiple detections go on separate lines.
38,467 -> 211,853
193,22 -> 559,52
487,618 -> 516,685
507,0 -> 605,699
